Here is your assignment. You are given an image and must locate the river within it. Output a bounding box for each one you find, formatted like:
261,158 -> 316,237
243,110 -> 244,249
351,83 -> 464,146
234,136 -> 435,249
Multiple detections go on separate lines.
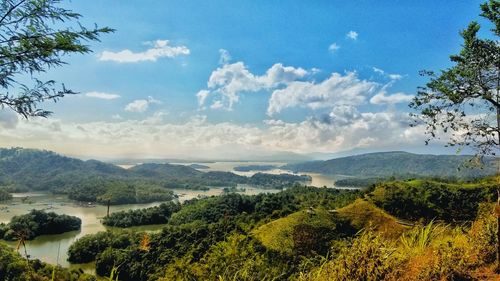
0,186 -> 281,272
0,161 -> 349,274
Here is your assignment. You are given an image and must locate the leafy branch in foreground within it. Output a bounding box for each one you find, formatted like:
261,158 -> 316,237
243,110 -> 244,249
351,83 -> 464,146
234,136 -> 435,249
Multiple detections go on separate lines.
0,0 -> 113,118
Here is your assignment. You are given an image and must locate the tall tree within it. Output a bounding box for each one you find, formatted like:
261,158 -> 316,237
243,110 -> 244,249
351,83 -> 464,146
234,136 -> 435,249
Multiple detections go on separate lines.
0,0 -> 113,118
409,0 -> 500,266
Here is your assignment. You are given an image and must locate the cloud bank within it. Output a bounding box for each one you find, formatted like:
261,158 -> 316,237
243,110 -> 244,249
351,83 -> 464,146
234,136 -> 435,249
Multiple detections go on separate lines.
99,40 -> 190,63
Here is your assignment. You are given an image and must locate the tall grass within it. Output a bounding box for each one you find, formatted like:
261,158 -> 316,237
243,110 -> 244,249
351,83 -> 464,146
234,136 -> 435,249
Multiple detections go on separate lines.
400,221 -> 447,253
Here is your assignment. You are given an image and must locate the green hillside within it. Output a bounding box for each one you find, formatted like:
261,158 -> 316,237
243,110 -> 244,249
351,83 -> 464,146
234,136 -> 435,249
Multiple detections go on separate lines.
284,151 -> 497,178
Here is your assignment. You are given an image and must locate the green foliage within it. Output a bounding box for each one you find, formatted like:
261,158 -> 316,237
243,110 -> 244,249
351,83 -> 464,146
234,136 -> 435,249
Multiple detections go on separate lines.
300,230 -> 401,281
67,231 -> 137,263
409,0 -> 500,156
0,188 -> 12,201
0,209 -> 81,240
67,186 -> 359,280
162,234 -> 292,281
399,220 -> 446,253
367,179 -> 496,221
68,179 -> 175,205
285,151 -> 497,179
253,209 -> 355,256
0,148 -> 310,204
0,0 -> 113,118
102,202 -> 181,227
0,242 -> 96,281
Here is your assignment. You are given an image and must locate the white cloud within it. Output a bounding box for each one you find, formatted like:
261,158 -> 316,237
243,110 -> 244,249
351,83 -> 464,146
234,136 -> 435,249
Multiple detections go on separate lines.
388,74 -> 403,80
210,100 -> 224,109
370,91 -> 414,105
198,62 -> 308,110
125,100 -> 149,113
85,91 -> 121,100
267,72 -> 378,115
372,67 -> 403,80
346,31 -> 358,40
372,67 -> 385,75
124,96 -> 161,113
218,49 -> 231,65
196,90 -> 210,107
328,43 -> 340,52
0,110 -> 430,159
99,40 -> 190,63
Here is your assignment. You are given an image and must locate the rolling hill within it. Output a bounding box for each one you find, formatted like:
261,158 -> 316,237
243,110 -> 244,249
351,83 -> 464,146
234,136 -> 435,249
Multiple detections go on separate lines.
284,151 -> 497,178
0,147 -> 309,193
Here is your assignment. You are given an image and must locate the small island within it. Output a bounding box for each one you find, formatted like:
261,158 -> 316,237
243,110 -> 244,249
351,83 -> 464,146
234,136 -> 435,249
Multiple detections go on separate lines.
0,209 -> 81,240
189,164 -> 210,169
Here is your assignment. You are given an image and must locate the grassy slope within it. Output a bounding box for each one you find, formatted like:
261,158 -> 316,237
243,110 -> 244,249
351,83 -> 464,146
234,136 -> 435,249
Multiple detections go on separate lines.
252,199 -> 405,254
252,209 -> 338,254
336,199 -> 406,238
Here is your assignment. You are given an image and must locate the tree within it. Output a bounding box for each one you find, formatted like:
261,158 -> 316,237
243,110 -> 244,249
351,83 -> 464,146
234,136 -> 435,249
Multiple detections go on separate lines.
0,0 -> 113,118
409,0 -> 500,267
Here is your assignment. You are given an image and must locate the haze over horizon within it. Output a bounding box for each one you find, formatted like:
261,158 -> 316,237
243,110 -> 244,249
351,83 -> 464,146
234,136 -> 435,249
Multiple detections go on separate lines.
0,0 -> 490,159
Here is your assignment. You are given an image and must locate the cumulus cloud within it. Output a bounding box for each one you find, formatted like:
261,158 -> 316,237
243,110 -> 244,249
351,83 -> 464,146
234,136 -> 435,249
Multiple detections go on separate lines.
85,91 -> 121,100
99,40 -> 190,63
198,62 -> 308,110
267,72 -> 377,115
370,91 -> 414,105
0,110 -> 430,159
124,96 -> 161,113
346,31 -> 358,40
328,43 -> 340,52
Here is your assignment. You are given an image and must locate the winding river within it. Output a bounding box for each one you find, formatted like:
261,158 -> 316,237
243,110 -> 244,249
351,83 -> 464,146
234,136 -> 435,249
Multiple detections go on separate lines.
0,161 -> 349,273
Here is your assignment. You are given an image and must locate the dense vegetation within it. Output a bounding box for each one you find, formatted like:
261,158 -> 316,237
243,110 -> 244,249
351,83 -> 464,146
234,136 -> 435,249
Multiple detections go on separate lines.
0,189 -> 12,201
0,242 -> 95,281
62,175 -> 500,280
0,210 -> 81,240
367,179 -> 497,222
284,151 -> 497,179
0,148 -> 311,203
66,179 -> 175,205
102,202 -> 181,227
334,177 -> 386,187
67,186 -> 360,280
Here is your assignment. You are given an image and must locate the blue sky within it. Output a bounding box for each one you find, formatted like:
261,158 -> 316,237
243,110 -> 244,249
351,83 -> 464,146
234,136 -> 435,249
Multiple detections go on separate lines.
0,0 -> 491,159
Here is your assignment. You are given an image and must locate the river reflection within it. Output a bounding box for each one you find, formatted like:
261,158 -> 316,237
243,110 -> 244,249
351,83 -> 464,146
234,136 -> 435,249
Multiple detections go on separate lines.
0,186 -> 281,271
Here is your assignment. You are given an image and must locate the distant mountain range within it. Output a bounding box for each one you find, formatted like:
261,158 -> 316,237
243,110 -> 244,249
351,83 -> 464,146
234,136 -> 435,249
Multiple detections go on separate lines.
283,151 -> 497,178
0,148 -> 308,192
0,148 -> 497,193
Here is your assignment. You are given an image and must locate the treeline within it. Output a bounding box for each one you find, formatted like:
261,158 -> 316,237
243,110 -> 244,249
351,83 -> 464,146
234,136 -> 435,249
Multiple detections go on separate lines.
367,178 -> 497,222
0,210 -> 81,240
102,202 -> 181,227
67,186 -> 360,280
0,148 -> 311,200
64,175 -> 500,281
233,165 -> 277,172
0,189 -> 12,201
64,178 -> 175,205
0,243 -> 96,281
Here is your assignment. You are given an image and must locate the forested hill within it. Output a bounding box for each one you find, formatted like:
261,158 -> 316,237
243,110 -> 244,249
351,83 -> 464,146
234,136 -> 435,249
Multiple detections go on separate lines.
283,151 -> 498,178
0,148 -> 128,188
0,148 -> 309,194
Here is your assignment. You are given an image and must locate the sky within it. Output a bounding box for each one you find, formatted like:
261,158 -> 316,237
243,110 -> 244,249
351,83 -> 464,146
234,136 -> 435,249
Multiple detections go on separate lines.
0,0 -> 492,160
